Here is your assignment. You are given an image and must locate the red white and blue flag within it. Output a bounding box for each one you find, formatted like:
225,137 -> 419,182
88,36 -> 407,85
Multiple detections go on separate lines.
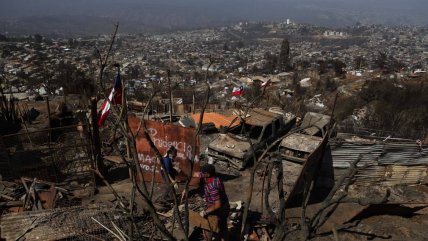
260,79 -> 271,88
231,86 -> 244,96
98,73 -> 122,126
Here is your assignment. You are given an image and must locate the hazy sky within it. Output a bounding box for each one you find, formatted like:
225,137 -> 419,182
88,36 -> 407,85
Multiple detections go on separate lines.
0,0 -> 427,33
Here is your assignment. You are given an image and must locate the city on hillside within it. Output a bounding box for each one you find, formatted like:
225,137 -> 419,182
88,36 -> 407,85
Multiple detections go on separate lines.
1,7 -> 428,241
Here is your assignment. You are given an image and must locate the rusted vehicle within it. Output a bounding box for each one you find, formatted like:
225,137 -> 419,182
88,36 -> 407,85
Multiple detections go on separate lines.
208,108 -> 296,170
280,112 -> 334,161
278,112 -> 335,204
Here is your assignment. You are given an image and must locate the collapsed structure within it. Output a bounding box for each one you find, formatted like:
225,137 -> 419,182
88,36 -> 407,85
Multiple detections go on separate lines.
208,108 -> 296,170
2,96 -> 427,241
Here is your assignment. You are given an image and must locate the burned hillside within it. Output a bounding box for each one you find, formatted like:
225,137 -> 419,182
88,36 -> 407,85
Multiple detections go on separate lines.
2,22 -> 428,241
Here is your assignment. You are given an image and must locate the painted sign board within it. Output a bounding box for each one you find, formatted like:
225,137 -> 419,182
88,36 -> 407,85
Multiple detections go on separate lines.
128,117 -> 200,184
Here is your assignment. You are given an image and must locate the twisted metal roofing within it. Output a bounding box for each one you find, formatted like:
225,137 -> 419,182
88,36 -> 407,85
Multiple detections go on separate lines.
330,134 -> 428,168
328,133 -> 428,186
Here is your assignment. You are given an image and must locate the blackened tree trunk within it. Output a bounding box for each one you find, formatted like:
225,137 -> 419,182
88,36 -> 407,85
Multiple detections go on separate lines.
278,38 -> 290,71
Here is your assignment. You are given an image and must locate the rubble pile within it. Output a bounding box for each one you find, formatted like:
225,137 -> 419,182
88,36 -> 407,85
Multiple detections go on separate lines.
0,178 -> 81,214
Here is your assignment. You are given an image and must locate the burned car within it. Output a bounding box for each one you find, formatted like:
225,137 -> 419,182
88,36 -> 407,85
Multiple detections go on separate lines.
279,112 -> 334,163
208,108 -> 296,170
278,112 -> 335,203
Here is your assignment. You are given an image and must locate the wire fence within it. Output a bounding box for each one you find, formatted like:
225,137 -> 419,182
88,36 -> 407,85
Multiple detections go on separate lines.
0,124 -> 94,189
1,206 -> 131,241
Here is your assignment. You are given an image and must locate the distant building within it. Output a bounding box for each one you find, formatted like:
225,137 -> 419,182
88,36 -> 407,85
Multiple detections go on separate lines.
201,64 -> 222,73
323,30 -> 347,37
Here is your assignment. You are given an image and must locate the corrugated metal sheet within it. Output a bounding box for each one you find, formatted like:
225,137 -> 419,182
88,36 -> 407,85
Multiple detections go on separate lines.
381,143 -> 428,165
330,142 -> 386,168
353,165 -> 427,186
329,133 -> 428,186
330,135 -> 428,168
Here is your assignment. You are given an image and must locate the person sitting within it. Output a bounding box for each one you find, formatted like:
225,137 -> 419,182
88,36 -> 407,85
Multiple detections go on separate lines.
161,146 -> 178,185
194,164 -> 230,241
155,146 -> 179,205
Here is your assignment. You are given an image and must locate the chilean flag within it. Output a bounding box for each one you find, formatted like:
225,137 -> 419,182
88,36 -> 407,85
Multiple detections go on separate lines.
231,86 -> 244,96
261,79 -> 271,88
98,73 -> 122,126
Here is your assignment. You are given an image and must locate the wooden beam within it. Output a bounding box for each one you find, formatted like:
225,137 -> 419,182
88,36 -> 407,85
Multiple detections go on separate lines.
188,210 -> 219,233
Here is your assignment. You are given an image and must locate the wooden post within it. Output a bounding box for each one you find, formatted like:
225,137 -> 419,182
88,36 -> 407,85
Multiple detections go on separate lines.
332,224 -> 340,241
121,67 -> 131,159
192,88 -> 195,114
167,70 -> 173,122
46,96 -> 52,146
46,97 -> 51,128
63,87 -> 67,106
16,104 -> 33,145
266,89 -> 269,109
90,97 -> 105,176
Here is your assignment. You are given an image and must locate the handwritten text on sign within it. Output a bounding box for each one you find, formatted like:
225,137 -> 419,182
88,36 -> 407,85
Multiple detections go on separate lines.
128,117 -> 200,183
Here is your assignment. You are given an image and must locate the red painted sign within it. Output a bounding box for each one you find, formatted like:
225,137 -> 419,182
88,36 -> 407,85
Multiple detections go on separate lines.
128,117 -> 200,183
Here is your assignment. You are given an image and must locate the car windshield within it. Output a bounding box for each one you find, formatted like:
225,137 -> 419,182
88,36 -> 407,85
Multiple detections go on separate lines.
229,123 -> 263,140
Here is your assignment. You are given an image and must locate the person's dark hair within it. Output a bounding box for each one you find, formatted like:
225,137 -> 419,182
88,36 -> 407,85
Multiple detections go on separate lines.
200,164 -> 216,176
167,146 -> 177,155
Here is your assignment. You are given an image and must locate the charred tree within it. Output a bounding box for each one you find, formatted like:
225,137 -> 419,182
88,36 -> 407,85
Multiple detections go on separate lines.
278,38 -> 291,71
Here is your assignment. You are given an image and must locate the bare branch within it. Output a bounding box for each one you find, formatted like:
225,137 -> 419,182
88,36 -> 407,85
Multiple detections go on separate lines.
92,169 -> 128,211
261,158 -> 288,225
136,105 -> 188,241
264,163 -> 277,224
240,82 -> 279,237
183,57 -> 213,236
309,155 -> 364,236
93,24 -> 179,241
113,137 -> 176,241
97,23 -> 119,94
